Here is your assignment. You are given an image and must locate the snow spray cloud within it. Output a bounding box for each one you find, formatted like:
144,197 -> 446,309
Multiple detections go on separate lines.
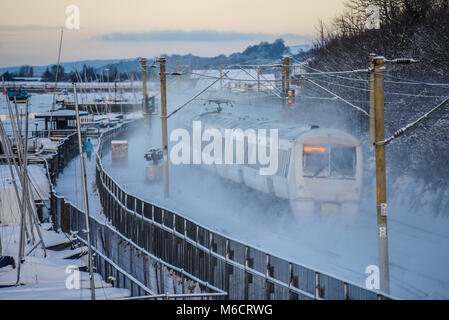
169,120 -> 279,176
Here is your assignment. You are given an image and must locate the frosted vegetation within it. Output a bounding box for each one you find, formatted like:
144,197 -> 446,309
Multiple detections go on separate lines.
308,0 -> 449,216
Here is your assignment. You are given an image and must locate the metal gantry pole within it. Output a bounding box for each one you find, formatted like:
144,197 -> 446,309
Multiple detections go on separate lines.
284,57 -> 290,94
281,58 -> 286,96
369,54 -> 376,147
373,56 -> 390,294
159,58 -> 169,198
141,58 -> 148,125
73,83 -> 96,300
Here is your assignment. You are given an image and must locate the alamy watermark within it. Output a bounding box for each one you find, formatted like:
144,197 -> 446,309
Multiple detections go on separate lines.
65,265 -> 81,290
169,121 -> 279,176
366,5 -> 380,30
65,5 -> 80,30
365,265 -> 380,290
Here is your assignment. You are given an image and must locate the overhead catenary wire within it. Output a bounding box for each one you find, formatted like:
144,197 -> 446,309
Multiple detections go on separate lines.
237,66 -> 282,98
166,71 -> 230,119
186,57 -> 449,98
158,58 -> 447,121
292,55 -> 449,88
185,68 -> 369,83
376,95 -> 449,146
307,77 -> 448,98
302,77 -> 370,117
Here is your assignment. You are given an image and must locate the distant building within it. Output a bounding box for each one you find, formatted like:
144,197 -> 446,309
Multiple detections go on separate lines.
12,77 -> 43,82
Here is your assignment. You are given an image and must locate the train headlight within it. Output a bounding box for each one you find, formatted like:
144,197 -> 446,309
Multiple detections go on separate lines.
304,146 -> 326,153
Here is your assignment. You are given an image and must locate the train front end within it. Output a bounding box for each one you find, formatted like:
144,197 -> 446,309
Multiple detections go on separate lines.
289,129 -> 363,222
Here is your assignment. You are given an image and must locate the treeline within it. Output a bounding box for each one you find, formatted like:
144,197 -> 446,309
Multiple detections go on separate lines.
1,64 -> 134,82
41,64 -> 133,82
308,0 -> 449,214
1,65 -> 35,80
312,0 -> 449,77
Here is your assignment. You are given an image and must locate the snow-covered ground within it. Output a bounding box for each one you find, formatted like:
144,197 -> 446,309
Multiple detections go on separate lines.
0,223 -> 129,300
0,90 -> 134,299
54,137 -> 105,222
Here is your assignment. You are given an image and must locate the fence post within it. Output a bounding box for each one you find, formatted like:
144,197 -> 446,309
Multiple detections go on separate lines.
244,246 -> 249,300
288,262 -> 293,298
62,201 -> 71,233
265,254 -> 270,300
344,282 -> 349,300
58,196 -> 65,232
50,191 -> 57,231
35,201 -> 44,222
315,272 -> 321,299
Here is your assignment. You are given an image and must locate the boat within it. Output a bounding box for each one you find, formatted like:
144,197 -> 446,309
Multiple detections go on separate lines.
6,87 -> 31,103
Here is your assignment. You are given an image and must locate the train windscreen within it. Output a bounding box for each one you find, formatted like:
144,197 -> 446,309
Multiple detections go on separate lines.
303,145 -> 356,178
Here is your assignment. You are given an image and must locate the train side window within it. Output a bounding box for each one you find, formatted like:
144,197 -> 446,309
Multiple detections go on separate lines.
278,148 -> 292,177
303,145 -> 329,177
330,146 -> 356,178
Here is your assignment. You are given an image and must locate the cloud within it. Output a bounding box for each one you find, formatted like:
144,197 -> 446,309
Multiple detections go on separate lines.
0,25 -> 59,32
95,30 -> 311,43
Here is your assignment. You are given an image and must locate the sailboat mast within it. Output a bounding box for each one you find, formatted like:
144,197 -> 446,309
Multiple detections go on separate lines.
52,27 -> 64,110
73,83 -> 96,300
48,27 -> 64,138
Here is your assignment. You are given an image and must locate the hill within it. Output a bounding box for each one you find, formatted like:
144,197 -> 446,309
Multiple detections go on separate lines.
1,40 -> 312,78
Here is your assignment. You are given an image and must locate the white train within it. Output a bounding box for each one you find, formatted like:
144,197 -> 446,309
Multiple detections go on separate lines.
183,111 -> 363,221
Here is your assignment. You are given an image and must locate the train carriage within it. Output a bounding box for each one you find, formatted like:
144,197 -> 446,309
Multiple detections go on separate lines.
183,111 -> 362,221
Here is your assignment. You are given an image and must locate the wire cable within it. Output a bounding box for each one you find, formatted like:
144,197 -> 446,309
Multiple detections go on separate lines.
303,77 -> 370,117
166,71 -> 229,119
238,66 -> 282,98
377,96 -> 449,146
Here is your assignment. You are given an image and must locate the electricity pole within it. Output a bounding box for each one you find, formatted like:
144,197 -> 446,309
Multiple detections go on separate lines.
284,57 -> 290,94
141,58 -> 148,125
370,55 -> 419,294
159,58 -> 169,198
369,54 -> 376,147
372,55 -> 390,294
281,57 -> 290,106
257,66 -> 260,92
281,58 -> 285,96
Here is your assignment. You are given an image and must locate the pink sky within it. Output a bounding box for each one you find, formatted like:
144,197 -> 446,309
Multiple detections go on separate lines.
0,0 -> 346,67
